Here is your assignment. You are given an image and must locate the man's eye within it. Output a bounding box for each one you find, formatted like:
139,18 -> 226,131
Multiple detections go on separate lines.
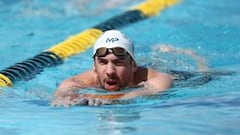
98,60 -> 107,64
114,61 -> 125,66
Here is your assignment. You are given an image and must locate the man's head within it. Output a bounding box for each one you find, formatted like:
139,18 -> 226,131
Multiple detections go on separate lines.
93,30 -> 134,60
92,30 -> 137,91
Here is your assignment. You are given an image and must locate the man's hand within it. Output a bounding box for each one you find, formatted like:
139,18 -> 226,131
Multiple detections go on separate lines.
76,97 -> 119,106
51,93 -> 120,107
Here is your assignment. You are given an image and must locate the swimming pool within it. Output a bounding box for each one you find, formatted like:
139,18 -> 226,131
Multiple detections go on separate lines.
1,0 -> 240,134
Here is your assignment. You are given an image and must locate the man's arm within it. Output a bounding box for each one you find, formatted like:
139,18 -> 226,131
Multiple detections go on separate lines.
54,70 -> 96,95
121,70 -> 172,99
51,71 -> 95,107
54,76 -> 86,97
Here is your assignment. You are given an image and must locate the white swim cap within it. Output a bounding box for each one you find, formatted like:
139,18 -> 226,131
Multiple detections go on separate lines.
93,30 -> 134,60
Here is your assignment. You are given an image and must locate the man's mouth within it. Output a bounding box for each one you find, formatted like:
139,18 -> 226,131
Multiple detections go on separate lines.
107,80 -> 117,85
105,79 -> 119,90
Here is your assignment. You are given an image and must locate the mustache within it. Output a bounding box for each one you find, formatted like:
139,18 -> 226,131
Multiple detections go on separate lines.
104,76 -> 119,82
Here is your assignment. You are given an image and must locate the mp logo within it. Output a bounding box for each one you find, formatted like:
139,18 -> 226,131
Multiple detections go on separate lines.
106,38 -> 119,43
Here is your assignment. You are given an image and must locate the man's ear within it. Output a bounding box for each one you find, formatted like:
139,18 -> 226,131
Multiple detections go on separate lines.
92,57 -> 96,72
93,62 -> 96,72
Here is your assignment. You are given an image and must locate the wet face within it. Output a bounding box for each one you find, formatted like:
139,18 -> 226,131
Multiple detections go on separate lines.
93,53 -> 136,91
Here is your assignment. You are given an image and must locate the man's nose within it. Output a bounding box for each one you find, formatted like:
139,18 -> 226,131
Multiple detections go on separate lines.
106,63 -> 116,76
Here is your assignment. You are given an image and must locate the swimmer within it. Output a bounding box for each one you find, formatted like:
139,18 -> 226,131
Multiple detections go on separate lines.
52,30 -> 172,107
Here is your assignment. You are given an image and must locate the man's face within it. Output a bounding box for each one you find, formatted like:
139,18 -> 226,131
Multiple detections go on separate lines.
94,53 -> 135,91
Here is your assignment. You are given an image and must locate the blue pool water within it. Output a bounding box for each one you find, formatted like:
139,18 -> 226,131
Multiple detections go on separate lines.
1,0 -> 240,135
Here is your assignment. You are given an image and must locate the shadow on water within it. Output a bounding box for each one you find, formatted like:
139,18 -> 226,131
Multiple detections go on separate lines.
169,69 -> 236,88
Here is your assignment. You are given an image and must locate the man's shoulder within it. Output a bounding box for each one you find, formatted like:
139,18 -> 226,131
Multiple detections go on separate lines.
73,70 -> 97,85
134,67 -> 172,90
141,67 -> 171,80
137,67 -> 160,75
75,70 -> 96,79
